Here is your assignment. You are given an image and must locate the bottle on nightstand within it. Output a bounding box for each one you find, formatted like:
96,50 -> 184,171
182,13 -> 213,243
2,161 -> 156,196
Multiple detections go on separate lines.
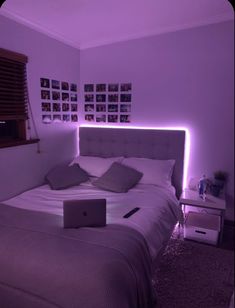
198,175 -> 207,201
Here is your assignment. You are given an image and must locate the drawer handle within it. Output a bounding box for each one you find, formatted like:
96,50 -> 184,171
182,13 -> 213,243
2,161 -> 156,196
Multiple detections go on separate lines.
195,230 -> 206,234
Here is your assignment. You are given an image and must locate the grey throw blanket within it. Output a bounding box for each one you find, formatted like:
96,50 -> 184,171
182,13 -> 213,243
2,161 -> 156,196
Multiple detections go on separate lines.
0,204 -> 155,308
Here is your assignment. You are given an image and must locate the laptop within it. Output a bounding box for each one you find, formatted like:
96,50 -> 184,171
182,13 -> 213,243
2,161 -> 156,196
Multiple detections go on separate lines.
63,199 -> 106,228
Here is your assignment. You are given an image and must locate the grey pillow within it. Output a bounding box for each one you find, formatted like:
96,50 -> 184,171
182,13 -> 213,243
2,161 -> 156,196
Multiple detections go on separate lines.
46,165 -> 89,190
92,162 -> 143,193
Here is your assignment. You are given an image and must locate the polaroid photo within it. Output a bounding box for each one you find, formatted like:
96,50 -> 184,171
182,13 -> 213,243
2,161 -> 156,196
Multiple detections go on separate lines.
120,104 -> 131,113
96,104 -> 106,112
41,102 -> 51,112
42,114 -> 52,124
84,84 -> 94,92
71,104 -> 78,112
62,103 -> 69,112
108,84 -> 119,92
63,114 -> 70,122
96,84 -> 106,92
96,114 -> 106,123
108,114 -> 118,123
120,83 -> 132,92
71,114 -> 78,122
41,90 -> 50,100
120,94 -> 131,102
85,94 -> 94,102
108,94 -> 119,102
120,114 -> 131,123
71,93 -> 77,102
96,94 -> 106,102
52,91 -> 60,100
53,103 -> 61,112
85,114 -> 95,122
84,104 -> 94,112
40,78 -> 50,88
70,83 -> 77,92
52,80 -> 60,89
61,82 -> 69,91
108,104 -> 118,112
53,115 -> 62,123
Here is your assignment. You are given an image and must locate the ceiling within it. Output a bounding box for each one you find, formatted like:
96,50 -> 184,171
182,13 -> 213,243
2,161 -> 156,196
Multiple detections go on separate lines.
0,0 -> 233,50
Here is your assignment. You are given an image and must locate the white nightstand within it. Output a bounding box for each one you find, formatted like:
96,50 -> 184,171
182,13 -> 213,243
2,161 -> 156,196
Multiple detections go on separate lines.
179,189 -> 226,244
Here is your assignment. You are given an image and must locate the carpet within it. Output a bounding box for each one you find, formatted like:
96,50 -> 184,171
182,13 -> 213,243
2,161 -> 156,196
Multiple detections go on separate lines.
153,239 -> 234,308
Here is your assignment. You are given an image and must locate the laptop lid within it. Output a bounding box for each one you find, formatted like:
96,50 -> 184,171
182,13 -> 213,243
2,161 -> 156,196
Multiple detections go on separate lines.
63,199 -> 106,228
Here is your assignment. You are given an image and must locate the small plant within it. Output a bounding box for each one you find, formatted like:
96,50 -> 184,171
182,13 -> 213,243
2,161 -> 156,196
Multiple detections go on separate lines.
213,171 -> 228,182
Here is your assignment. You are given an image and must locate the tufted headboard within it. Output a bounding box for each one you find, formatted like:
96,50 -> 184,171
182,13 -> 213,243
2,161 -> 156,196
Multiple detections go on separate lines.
79,127 -> 185,198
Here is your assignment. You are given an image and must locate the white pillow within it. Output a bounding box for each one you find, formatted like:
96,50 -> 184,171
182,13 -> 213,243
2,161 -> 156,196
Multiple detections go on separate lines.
69,156 -> 123,177
122,157 -> 175,188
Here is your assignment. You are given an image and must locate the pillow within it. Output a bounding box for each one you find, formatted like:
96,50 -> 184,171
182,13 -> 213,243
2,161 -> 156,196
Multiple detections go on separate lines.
92,162 -> 143,193
122,157 -> 175,188
46,165 -> 89,190
69,156 -> 123,177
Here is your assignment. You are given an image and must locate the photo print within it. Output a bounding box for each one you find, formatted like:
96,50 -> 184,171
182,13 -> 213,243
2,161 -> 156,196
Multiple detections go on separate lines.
96,94 -> 106,102
85,94 -> 94,102
120,114 -> 131,123
41,102 -> 51,112
70,83 -> 77,92
96,114 -> 106,123
53,115 -> 62,123
84,104 -> 94,112
121,83 -> 132,92
42,114 -> 52,124
61,81 -> 69,91
62,92 -> 69,101
85,114 -> 95,122
108,83 -> 119,92
63,114 -> 70,122
108,114 -> 118,123
62,103 -> 69,112
120,104 -> 131,113
52,91 -> 60,100
71,104 -> 78,112
96,104 -> 106,112
71,93 -> 77,102
52,80 -> 60,89
40,78 -> 50,88
41,90 -> 50,100
108,104 -> 118,112
84,84 -> 94,92
96,84 -> 106,92
120,94 -> 131,102
71,114 -> 78,122
53,103 -> 61,112
108,94 -> 119,102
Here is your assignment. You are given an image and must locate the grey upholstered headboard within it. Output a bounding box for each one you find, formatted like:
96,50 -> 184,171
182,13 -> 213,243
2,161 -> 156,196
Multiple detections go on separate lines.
79,127 -> 185,198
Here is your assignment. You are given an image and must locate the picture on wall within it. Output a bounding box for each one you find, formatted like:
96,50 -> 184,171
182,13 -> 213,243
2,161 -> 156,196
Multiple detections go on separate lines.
62,92 -> 69,101
52,80 -> 60,89
96,84 -> 106,92
61,82 -> 69,91
121,83 -> 132,92
96,94 -> 106,102
84,84 -> 94,92
62,103 -> 69,112
41,78 -> 50,88
96,114 -> 106,122
41,102 -> 51,112
83,82 -> 132,123
108,84 -> 119,92
53,115 -> 62,123
42,114 -> 51,124
41,90 -> 50,100
85,114 -> 95,122
40,77 -> 78,124
70,83 -> 77,92
108,94 -> 119,102
85,94 -> 94,102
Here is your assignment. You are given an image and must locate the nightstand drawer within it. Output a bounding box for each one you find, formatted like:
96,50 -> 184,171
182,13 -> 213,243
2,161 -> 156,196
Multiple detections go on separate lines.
184,212 -> 220,245
184,205 -> 221,216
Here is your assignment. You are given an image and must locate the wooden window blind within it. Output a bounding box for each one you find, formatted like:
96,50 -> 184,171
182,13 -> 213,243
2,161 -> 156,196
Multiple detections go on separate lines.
0,48 -> 28,121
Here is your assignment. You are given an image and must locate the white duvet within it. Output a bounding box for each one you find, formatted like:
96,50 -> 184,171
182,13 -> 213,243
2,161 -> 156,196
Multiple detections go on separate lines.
3,182 -> 182,260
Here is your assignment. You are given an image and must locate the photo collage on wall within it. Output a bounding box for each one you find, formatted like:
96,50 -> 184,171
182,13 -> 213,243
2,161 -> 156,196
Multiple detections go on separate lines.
83,83 -> 132,123
40,78 -> 78,124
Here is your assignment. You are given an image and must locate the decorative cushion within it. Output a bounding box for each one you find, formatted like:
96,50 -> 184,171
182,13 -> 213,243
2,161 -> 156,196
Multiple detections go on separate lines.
46,165 -> 89,190
122,157 -> 175,188
92,162 -> 143,193
69,155 -> 123,177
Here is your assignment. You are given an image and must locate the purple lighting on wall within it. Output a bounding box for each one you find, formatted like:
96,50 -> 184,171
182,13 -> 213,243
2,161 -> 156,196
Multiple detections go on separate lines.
80,124 -> 191,190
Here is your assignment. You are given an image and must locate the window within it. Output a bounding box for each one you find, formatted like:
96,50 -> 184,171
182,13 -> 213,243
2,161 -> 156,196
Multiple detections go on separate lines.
0,48 -> 38,148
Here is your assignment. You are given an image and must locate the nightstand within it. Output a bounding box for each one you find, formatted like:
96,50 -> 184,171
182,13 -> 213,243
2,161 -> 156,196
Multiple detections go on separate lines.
179,189 -> 226,245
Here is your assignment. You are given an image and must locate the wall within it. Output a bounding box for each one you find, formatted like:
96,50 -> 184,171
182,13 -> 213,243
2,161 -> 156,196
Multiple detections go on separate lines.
80,21 -> 234,220
0,15 -> 80,201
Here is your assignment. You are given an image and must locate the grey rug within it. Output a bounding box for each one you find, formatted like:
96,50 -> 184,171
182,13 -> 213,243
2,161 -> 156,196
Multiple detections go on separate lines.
153,239 -> 234,308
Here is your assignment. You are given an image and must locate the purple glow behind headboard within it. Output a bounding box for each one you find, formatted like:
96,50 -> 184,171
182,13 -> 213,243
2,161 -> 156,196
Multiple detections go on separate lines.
79,126 -> 186,198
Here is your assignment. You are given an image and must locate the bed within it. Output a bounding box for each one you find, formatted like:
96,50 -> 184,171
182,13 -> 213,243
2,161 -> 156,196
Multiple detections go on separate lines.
0,127 -> 185,308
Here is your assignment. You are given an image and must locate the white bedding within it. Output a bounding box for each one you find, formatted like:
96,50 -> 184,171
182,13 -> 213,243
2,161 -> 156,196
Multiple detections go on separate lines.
3,182 -> 182,260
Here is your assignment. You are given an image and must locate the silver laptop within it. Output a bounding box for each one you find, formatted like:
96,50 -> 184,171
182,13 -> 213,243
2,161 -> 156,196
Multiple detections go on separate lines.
63,199 -> 106,228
